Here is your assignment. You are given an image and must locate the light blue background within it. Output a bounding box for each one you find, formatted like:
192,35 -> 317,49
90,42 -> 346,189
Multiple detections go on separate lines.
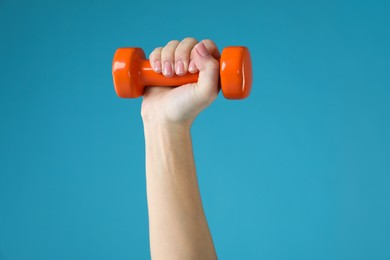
1,0 -> 389,259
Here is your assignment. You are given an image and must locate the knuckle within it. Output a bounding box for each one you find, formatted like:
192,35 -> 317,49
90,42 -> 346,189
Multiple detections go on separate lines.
166,40 -> 179,47
161,50 -> 174,61
175,38 -> 198,60
207,58 -> 220,71
161,41 -> 179,58
174,48 -> 187,60
202,39 -> 215,46
161,52 -> 174,61
182,37 -> 198,44
149,47 -> 162,60
201,39 -> 219,57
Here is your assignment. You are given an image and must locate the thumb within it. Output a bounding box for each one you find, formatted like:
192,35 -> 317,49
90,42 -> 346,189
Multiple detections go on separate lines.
192,42 -> 220,105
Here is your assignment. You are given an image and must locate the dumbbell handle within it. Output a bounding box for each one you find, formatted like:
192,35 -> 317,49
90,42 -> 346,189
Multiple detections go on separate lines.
139,61 -> 199,87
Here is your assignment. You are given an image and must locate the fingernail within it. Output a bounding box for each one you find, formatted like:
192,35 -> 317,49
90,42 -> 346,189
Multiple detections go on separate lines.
196,42 -> 210,57
175,60 -> 185,75
163,61 -> 173,76
188,60 -> 196,73
154,60 -> 162,72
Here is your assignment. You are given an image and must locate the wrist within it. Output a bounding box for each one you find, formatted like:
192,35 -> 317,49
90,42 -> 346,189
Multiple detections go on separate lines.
142,119 -> 192,143
142,117 -> 192,132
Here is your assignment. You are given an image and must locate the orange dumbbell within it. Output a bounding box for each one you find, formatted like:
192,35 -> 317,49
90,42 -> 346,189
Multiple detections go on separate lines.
112,46 -> 252,99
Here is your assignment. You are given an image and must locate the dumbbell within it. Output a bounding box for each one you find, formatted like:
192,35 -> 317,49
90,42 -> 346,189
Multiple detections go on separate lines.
112,46 -> 252,99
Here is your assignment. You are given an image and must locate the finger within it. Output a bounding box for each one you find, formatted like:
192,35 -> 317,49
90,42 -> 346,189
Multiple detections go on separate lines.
161,40 -> 180,77
188,39 -> 220,74
188,59 -> 198,74
149,47 -> 163,73
201,39 -> 221,59
192,42 -> 220,104
174,37 -> 198,76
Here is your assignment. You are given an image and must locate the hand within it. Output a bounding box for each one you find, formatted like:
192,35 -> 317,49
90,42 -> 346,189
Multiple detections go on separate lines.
141,38 -> 220,127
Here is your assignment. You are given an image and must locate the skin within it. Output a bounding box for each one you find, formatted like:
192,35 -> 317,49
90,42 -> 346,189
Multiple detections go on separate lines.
142,38 -> 220,260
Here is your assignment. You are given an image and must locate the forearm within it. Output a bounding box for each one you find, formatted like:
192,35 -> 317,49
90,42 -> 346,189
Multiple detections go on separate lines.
143,121 -> 217,260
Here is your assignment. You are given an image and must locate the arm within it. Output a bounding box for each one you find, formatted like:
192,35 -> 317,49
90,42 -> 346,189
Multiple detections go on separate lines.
144,122 -> 216,260
141,38 -> 219,260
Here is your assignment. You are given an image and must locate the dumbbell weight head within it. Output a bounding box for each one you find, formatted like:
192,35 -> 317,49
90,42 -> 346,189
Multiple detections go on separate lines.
112,47 -> 146,98
112,46 -> 252,99
219,46 -> 252,99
